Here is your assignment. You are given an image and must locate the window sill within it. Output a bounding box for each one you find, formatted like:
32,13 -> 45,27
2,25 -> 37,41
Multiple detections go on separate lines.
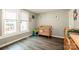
0,31 -> 29,39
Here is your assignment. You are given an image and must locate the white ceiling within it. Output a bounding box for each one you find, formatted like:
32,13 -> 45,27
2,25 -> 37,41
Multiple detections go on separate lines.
27,9 -> 70,13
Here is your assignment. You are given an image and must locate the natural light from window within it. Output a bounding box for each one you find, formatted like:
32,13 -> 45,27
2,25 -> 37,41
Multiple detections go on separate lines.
2,9 -> 29,35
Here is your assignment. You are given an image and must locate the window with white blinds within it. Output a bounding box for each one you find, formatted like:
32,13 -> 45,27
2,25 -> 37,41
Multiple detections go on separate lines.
2,9 -> 29,35
20,10 -> 29,32
2,9 -> 17,35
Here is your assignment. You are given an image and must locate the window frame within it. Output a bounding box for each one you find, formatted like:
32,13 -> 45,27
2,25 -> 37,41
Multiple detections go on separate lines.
2,9 -> 30,36
19,10 -> 29,32
2,9 -> 18,35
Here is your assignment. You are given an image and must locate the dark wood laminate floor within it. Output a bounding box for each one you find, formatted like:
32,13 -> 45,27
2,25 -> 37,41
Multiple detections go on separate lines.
0,36 -> 64,50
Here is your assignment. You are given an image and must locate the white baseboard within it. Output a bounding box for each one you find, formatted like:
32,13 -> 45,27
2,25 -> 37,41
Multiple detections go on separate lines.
0,34 -> 32,48
52,35 -> 64,39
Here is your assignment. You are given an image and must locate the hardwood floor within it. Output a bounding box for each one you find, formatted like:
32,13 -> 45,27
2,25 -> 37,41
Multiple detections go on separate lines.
0,36 -> 64,50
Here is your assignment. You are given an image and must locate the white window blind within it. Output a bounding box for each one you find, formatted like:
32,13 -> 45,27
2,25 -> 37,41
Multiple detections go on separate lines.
3,9 -> 17,35
20,10 -> 29,32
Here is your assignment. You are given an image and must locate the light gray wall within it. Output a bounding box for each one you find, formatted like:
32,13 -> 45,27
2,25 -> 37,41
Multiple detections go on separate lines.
29,12 -> 37,32
69,9 -> 79,29
37,11 -> 69,38
74,9 -> 79,28
69,9 -> 74,29
0,9 -> 2,36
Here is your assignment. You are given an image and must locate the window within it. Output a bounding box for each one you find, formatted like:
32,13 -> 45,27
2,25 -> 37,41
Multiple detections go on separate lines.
2,9 -> 29,35
3,9 -> 17,35
20,10 -> 29,32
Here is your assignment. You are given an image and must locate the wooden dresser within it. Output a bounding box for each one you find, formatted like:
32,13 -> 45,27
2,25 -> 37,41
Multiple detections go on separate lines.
38,25 -> 52,37
64,28 -> 79,50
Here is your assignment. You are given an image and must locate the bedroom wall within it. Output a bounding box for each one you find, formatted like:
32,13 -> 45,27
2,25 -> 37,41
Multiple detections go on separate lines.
68,9 -> 74,29
37,11 -> 69,38
69,9 -> 79,29
0,9 -> 2,36
29,12 -> 37,32
74,9 -> 79,28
